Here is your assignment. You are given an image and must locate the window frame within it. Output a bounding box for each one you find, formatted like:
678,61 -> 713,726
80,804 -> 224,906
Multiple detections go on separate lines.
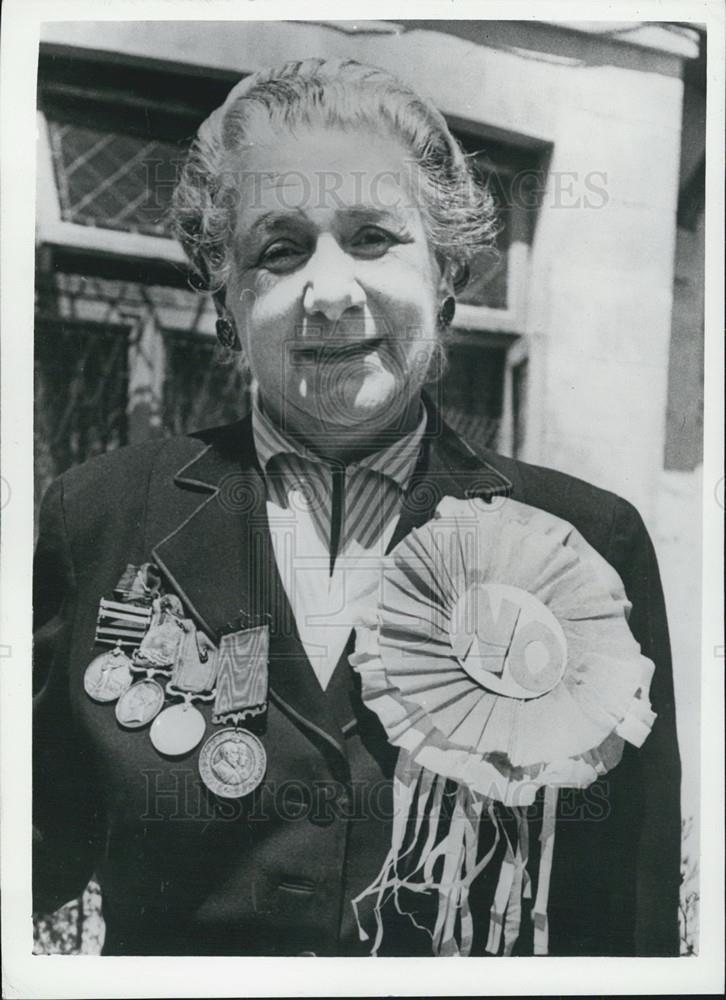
446,114 -> 549,335
36,109 -> 188,267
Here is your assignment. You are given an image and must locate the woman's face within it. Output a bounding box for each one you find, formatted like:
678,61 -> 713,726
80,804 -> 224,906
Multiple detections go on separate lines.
224,124 -> 448,444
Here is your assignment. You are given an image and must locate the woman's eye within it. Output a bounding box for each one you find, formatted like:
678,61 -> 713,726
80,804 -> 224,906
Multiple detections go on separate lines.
258,240 -> 306,272
349,227 -> 399,258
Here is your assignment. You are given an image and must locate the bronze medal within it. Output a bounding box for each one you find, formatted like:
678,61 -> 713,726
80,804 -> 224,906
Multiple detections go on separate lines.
198,728 -> 267,799
115,678 -> 165,729
84,643 -> 134,703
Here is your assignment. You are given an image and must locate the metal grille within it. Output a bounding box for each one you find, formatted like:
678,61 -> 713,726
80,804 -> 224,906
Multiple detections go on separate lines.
34,317 -> 130,506
441,405 -> 501,451
47,119 -> 181,236
436,343 -> 505,452
162,329 -> 251,435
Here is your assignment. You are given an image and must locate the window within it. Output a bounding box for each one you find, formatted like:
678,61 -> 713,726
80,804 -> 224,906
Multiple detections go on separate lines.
34,316 -> 130,511
36,45 -> 236,266
428,342 -> 506,454
162,328 -> 250,436
443,122 -> 547,456
47,118 -> 180,237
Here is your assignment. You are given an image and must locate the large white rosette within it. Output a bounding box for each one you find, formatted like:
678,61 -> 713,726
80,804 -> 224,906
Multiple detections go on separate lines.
350,496 -> 656,957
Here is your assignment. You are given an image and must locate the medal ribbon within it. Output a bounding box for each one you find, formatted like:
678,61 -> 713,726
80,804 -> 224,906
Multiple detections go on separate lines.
95,599 -> 152,647
113,562 -> 162,602
213,625 -> 270,725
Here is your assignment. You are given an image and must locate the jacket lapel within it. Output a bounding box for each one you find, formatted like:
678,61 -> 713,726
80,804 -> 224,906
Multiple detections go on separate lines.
150,420 -> 264,642
389,396 -> 513,551
150,417 -> 349,756
149,401 -> 513,761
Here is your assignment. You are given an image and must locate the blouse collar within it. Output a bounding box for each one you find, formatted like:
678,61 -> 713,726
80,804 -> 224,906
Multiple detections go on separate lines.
251,389 -> 427,491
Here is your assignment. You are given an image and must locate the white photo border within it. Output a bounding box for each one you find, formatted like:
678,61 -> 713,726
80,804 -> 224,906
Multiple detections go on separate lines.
2,1 -> 723,996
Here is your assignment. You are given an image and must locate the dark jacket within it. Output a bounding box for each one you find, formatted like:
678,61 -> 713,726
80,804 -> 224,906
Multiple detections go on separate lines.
33,404 -> 681,956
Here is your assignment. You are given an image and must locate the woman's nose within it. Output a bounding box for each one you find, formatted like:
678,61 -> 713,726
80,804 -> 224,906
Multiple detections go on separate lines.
302,234 -> 365,323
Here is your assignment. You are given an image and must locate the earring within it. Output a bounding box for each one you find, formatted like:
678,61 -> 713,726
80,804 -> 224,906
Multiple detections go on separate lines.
215,317 -> 241,351
438,296 -> 456,329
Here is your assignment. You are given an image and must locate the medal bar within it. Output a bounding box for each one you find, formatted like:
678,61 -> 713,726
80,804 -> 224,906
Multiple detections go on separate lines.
95,598 -> 152,648
99,608 -> 152,625
99,599 -> 154,618
96,630 -> 147,647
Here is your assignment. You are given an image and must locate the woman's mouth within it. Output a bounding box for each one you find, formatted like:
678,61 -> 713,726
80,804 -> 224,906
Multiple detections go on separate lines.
289,339 -> 386,366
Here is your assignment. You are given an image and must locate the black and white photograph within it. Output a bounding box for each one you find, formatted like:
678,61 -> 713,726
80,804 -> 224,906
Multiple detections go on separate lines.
1,2 -> 723,997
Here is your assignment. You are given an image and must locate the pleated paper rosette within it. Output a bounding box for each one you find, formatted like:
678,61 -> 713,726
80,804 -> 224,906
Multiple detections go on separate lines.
352,495 -> 656,807
349,495 -> 657,956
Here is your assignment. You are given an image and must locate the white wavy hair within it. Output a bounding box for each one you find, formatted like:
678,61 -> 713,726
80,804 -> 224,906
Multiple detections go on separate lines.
169,57 -> 498,298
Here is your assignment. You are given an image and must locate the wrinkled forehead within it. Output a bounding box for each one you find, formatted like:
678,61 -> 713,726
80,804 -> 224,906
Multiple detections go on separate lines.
228,120 -> 425,225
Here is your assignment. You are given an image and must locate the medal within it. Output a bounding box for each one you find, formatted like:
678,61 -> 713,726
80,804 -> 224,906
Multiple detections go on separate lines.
84,641 -> 134,703
170,624 -> 219,693
115,678 -> 165,728
198,728 -> 267,799
149,689 -> 211,757
133,596 -> 185,668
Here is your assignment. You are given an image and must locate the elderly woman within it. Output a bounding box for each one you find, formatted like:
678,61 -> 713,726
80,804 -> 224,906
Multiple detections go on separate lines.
33,58 -> 681,957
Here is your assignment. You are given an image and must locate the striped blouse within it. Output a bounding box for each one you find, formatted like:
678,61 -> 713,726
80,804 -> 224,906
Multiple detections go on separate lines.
252,396 -> 427,689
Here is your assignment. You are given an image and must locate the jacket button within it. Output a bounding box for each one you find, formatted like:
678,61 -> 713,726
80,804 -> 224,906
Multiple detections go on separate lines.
297,950 -> 316,957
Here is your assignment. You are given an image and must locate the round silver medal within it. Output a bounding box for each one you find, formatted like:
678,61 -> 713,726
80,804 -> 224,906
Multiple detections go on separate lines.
199,728 -> 267,799
115,678 -> 165,729
150,701 -> 206,756
84,647 -> 134,703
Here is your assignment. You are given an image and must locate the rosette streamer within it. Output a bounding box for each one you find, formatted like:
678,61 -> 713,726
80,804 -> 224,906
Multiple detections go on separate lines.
350,496 -> 656,956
